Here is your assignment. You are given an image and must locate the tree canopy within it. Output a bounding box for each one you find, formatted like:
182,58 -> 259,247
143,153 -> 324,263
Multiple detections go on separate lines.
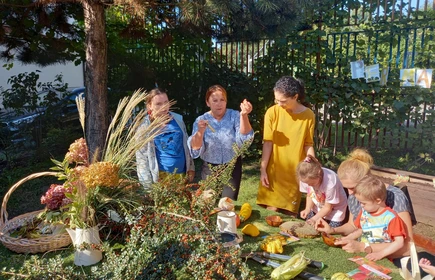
0,0 -> 313,159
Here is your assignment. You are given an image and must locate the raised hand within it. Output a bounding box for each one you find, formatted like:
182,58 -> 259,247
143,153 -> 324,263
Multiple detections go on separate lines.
197,119 -> 208,133
240,99 -> 253,116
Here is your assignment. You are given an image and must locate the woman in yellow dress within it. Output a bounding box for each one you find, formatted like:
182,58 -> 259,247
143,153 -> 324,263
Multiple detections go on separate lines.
256,76 -> 315,216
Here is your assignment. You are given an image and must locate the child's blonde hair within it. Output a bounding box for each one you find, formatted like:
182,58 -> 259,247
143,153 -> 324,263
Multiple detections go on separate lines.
296,155 -> 323,181
337,148 -> 373,182
354,175 -> 386,202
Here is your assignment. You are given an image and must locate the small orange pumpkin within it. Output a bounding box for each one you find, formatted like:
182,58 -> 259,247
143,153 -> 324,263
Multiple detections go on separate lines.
235,214 -> 241,227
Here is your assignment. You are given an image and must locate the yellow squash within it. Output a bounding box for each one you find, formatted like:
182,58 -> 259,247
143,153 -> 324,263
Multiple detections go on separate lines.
239,203 -> 252,222
331,272 -> 352,280
241,224 -> 260,237
261,239 -> 284,254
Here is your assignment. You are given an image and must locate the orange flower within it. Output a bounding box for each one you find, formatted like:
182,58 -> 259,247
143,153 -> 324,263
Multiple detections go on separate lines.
81,162 -> 120,188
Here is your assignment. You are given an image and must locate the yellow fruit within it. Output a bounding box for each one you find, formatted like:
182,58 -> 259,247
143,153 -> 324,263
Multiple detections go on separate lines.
331,272 -> 352,280
241,224 -> 260,237
239,203 -> 252,222
261,239 -> 284,254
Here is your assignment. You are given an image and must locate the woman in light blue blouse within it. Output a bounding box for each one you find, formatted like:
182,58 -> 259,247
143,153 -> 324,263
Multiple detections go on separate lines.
188,85 -> 254,200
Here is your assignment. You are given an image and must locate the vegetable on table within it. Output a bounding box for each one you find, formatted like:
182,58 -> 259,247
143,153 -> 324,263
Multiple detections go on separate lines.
241,224 -> 260,237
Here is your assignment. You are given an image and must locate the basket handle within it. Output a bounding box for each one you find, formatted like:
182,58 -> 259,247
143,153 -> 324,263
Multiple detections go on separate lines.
0,171 -> 59,227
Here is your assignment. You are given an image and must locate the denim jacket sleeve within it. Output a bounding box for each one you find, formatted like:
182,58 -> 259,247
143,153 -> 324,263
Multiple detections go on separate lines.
136,116 -> 159,191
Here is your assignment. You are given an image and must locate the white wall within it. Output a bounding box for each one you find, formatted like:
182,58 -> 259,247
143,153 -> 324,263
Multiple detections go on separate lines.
0,61 -> 84,90
0,60 -> 84,110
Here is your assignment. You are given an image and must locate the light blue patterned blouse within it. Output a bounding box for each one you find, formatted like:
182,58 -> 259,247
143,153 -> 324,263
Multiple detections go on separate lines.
187,109 -> 254,164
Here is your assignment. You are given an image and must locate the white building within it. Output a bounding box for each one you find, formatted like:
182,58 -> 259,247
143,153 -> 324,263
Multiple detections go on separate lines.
0,59 -> 84,110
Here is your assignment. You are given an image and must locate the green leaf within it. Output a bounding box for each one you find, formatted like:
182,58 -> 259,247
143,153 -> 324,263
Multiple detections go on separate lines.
393,100 -> 405,110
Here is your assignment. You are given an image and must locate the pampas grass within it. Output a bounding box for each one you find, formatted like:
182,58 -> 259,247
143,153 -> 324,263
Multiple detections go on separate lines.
75,89 -> 172,179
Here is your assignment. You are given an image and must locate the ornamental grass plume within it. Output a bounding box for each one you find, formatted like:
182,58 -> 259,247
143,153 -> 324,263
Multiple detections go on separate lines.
102,89 -> 172,176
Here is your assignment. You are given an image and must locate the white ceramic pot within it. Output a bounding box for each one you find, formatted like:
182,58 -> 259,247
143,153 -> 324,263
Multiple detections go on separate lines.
217,211 -> 237,234
66,226 -> 103,266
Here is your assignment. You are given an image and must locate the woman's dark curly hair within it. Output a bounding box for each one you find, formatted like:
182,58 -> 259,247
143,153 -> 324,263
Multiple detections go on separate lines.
273,76 -> 306,102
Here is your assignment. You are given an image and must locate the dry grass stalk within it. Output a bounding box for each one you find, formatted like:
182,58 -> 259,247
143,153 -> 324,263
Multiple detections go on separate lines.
102,89 -> 170,175
76,93 -> 86,136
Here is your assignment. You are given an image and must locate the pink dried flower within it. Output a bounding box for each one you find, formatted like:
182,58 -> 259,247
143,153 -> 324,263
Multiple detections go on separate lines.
65,138 -> 89,165
41,184 -> 73,211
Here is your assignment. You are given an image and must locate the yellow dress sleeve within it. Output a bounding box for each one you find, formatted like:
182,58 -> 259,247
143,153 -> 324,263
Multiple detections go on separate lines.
263,107 -> 275,141
304,110 -> 315,147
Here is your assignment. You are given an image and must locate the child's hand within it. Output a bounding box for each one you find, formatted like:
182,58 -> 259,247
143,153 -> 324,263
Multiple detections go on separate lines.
419,258 -> 435,276
306,218 -> 315,226
300,209 -> 309,219
365,252 -> 383,261
336,239 -> 363,253
314,218 -> 331,234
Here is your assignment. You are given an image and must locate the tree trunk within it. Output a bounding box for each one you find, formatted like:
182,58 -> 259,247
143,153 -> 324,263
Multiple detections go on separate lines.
82,1 -> 108,162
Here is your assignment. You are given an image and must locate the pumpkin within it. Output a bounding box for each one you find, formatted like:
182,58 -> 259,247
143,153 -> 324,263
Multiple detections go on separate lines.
235,214 -> 241,227
331,272 -> 352,280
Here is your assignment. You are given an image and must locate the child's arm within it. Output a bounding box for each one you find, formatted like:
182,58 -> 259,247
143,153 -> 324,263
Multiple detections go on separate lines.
365,235 -> 405,261
308,202 -> 332,224
342,228 -> 362,241
397,211 -> 414,240
315,212 -> 358,235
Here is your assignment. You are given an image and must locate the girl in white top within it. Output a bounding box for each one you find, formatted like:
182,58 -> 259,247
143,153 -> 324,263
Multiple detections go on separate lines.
297,155 -> 348,227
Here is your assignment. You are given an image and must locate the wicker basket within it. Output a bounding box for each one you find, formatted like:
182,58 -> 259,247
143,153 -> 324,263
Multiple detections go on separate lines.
0,172 -> 72,253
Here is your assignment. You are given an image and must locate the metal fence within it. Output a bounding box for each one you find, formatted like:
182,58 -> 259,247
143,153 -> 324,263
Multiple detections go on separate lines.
209,2 -> 435,152
113,0 -> 435,152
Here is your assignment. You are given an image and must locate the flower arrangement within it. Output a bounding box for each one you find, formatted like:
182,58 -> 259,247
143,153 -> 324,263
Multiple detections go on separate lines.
47,90 -> 171,230
2,91 -> 257,277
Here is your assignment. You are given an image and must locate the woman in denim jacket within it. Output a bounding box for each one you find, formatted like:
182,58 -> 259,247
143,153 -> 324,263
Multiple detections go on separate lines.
136,88 -> 194,191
